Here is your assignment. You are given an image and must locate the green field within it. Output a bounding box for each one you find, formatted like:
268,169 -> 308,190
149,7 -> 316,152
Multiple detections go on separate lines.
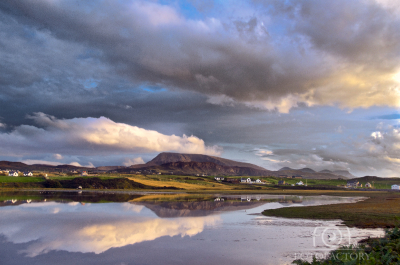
0,176 -> 44,183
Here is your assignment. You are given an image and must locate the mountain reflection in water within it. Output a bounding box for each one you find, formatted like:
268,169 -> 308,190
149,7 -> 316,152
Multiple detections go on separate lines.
0,191 -> 378,265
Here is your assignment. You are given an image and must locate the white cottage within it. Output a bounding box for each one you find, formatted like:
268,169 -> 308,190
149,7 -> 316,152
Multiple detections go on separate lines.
8,171 -> 18,177
241,178 -> 252,183
24,172 -> 33,177
391,184 -> 400,190
255,179 -> 262,183
296,181 -> 304,186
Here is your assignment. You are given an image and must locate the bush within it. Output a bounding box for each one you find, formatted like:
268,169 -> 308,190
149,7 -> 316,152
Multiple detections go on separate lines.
43,179 -> 62,188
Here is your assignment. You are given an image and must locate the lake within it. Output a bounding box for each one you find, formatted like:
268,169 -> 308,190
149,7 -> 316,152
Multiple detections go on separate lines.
0,191 -> 384,265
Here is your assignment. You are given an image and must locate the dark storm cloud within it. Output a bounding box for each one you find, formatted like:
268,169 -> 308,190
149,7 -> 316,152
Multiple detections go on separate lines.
1,0 -> 399,113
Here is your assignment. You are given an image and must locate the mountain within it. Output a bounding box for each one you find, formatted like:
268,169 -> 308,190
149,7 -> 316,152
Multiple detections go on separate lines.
331,170 -> 356,179
319,170 -> 332,173
124,161 -> 272,176
299,168 -> 316,173
279,167 -> 293,171
145,152 -> 267,171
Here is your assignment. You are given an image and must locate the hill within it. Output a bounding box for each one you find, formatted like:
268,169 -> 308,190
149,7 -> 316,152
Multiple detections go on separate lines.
145,152 -> 267,171
299,168 -> 316,173
124,161 -> 272,176
0,161 -> 90,172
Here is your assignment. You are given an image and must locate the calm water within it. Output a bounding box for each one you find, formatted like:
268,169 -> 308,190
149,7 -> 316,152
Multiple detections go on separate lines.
0,191 -> 383,265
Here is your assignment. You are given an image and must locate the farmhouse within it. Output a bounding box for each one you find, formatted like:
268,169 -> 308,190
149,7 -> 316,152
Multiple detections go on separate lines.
391,185 -> 400,190
278,180 -> 285,185
81,171 -> 88,176
365,182 -> 372,188
255,179 -> 262,183
8,171 -> 18,177
214,177 -> 224,181
241,178 -> 252,183
23,172 -> 33,177
296,181 -> 304,186
346,181 -> 360,188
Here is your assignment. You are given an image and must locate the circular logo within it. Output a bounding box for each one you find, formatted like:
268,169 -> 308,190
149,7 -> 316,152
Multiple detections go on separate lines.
321,227 -> 343,247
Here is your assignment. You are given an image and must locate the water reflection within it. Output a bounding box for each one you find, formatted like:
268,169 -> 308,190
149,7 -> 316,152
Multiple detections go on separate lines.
0,201 -> 221,256
0,191 -> 381,265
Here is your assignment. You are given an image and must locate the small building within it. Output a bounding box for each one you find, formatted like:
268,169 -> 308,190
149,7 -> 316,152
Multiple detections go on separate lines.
23,172 -> 33,177
346,181 -> 360,188
255,179 -> 262,183
241,178 -> 252,183
279,175 -> 287,178
292,175 -> 302,179
214,177 -> 224,181
391,184 -> 400,190
278,180 -> 285,185
296,181 -> 304,186
8,171 -> 18,177
77,186 -> 82,190
365,182 -> 372,188
81,171 -> 88,176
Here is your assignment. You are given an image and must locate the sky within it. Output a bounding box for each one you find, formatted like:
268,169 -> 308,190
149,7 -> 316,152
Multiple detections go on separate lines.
0,0 -> 400,177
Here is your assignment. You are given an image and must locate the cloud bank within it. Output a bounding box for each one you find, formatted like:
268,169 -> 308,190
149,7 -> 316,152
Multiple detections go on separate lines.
0,0 -> 399,113
0,113 -> 221,158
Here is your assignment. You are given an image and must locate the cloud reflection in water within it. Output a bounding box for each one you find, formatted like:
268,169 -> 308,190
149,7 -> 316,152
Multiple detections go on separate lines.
0,202 -> 221,257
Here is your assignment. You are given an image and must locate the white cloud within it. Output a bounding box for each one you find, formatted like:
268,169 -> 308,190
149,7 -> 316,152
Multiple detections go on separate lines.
0,113 -> 221,157
254,148 -> 273,156
53,153 -> 63,160
21,160 -> 63,166
69,162 -> 95,168
123,157 -> 145,166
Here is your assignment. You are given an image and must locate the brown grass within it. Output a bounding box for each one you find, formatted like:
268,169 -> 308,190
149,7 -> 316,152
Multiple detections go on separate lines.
262,191 -> 400,228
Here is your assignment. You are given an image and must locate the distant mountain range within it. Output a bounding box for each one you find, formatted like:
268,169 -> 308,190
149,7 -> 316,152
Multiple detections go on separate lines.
0,161 -> 88,172
0,152 -> 356,179
278,167 -> 356,179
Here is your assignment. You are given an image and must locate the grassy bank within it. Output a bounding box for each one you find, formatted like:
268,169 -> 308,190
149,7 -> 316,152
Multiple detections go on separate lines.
263,191 -> 400,228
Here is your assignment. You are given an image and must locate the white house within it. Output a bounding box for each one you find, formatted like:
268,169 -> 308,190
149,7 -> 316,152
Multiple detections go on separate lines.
8,171 -> 18,177
81,171 -> 88,176
391,184 -> 400,190
365,182 -> 372,188
214,177 -> 222,181
255,179 -> 262,183
23,172 -> 33,177
296,181 -> 304,186
241,178 -> 252,183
